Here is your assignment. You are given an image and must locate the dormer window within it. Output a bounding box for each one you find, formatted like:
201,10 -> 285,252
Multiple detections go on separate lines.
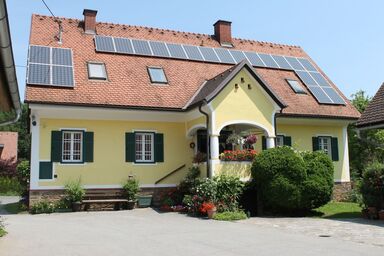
88,62 -> 107,80
286,79 -> 306,94
147,67 -> 168,84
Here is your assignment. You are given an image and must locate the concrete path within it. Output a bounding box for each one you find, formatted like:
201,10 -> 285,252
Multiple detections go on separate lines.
0,208 -> 383,256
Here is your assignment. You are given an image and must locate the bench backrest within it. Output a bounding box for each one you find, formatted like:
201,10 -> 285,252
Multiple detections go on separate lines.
83,189 -> 126,200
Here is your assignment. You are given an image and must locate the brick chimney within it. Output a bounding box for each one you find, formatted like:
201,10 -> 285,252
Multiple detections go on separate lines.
213,20 -> 232,47
83,9 -> 98,34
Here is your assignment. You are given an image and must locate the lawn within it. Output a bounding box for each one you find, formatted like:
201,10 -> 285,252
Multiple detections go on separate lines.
0,227 -> 6,237
2,202 -> 26,214
314,202 -> 362,219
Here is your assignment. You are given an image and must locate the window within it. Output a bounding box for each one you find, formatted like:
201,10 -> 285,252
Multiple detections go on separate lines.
318,136 -> 332,157
286,79 -> 306,94
135,132 -> 154,162
88,62 -> 107,80
62,131 -> 83,162
276,135 -> 284,147
147,67 -> 167,84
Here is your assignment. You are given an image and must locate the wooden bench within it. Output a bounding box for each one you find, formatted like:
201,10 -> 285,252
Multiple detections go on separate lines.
82,190 -> 128,211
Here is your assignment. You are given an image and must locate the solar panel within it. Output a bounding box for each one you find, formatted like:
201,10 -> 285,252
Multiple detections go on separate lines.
296,70 -> 317,86
28,64 -> 50,84
52,48 -> 72,66
272,55 -> 292,70
285,57 -> 305,71
95,36 -> 115,52
229,50 -> 247,63
199,46 -> 220,62
52,66 -> 74,86
214,48 -> 235,63
149,41 -> 170,57
307,86 -> 333,104
167,43 -> 187,59
297,58 -> 317,72
309,72 -> 330,87
322,87 -> 345,104
183,45 -> 204,60
114,37 -> 134,54
243,52 -> 264,67
132,39 -> 152,55
29,46 -> 50,64
258,54 -> 279,68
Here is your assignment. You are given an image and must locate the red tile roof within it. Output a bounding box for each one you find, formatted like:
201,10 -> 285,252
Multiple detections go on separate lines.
356,83 -> 384,128
25,14 -> 360,119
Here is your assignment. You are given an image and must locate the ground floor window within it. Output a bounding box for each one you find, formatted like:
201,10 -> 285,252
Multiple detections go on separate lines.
62,131 -> 83,162
135,132 -> 154,162
275,135 -> 284,147
197,129 -> 207,154
318,136 -> 332,157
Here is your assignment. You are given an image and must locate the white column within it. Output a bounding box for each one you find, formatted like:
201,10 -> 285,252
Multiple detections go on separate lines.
30,112 -> 40,190
266,136 -> 275,149
209,134 -> 220,178
342,126 -> 350,182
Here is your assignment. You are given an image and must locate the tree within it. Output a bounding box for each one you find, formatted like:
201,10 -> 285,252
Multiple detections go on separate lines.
0,104 -> 30,160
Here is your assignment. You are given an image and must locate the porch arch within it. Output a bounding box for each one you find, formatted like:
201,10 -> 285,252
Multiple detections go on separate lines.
186,123 -> 206,139
215,119 -> 273,137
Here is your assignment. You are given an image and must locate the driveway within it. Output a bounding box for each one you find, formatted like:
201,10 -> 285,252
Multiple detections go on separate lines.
0,197 -> 383,256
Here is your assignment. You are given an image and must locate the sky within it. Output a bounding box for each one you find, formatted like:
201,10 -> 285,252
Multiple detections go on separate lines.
7,0 -> 384,101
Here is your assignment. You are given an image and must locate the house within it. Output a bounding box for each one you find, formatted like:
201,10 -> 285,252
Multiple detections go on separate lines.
0,0 -> 21,125
0,132 -> 18,163
356,83 -> 384,130
25,9 -> 360,205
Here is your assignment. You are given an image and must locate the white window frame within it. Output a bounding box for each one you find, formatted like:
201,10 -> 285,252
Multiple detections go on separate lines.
87,62 -> 107,80
276,135 -> 284,147
135,132 -> 154,163
318,136 -> 332,157
62,131 -> 83,163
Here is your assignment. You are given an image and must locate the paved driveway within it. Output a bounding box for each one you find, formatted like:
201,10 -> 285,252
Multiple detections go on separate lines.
0,197 -> 383,256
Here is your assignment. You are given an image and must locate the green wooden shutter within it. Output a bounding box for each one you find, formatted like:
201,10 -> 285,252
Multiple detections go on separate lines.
284,136 -> 292,146
51,131 -> 62,162
262,136 -> 266,150
155,133 -> 164,162
39,161 -> 53,179
125,133 -> 135,162
331,137 -> 339,161
83,132 -> 94,162
312,137 -> 319,151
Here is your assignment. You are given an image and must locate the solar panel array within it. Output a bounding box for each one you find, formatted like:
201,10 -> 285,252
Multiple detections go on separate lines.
27,45 -> 74,87
94,35 -> 345,105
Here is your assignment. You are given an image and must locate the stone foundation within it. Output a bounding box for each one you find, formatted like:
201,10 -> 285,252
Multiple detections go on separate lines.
29,186 -> 177,208
332,182 -> 352,202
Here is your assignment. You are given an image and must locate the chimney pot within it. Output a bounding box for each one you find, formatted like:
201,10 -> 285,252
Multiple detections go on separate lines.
83,9 -> 98,34
213,20 -> 232,47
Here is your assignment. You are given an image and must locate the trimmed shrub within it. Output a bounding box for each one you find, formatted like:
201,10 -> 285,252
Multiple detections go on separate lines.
213,211 -> 247,221
252,147 -> 334,213
360,162 -> 384,209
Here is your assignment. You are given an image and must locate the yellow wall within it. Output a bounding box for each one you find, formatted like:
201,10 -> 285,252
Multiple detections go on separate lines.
215,162 -> 252,179
211,69 -> 276,135
276,123 -> 347,181
38,119 -> 196,187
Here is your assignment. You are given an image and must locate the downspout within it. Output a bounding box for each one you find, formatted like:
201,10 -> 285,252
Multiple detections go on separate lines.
0,0 -> 21,126
198,100 -> 210,178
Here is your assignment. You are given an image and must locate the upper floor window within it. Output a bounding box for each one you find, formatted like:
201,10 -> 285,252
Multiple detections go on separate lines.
88,62 -> 107,80
286,79 -> 306,94
62,131 -> 83,162
147,67 -> 168,84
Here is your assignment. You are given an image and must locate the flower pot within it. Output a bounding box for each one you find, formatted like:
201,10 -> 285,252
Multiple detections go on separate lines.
137,195 -> 152,208
72,201 -> 82,212
127,200 -> 136,210
378,210 -> 384,220
207,207 -> 217,219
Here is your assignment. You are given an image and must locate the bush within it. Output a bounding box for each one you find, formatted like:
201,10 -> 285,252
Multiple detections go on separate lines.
360,162 -> 384,209
16,160 -> 30,196
30,200 -> 56,214
215,175 -> 244,212
213,211 -> 247,221
178,166 -> 201,195
64,179 -> 85,203
0,176 -> 22,195
0,157 -> 17,177
0,217 -> 6,237
123,178 -> 139,201
252,147 -> 334,213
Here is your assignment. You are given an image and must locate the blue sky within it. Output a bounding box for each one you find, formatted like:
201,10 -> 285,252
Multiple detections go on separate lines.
7,0 -> 384,101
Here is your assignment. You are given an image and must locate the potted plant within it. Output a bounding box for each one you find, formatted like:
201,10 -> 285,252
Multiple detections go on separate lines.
200,202 -> 217,219
64,179 -> 85,212
123,178 -> 139,210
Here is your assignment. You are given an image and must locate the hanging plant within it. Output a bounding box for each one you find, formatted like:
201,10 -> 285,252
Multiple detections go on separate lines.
226,133 -> 242,145
245,134 -> 258,145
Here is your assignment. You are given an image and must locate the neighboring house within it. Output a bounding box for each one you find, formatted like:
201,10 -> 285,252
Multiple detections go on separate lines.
25,9 -> 360,205
0,132 -> 18,162
356,83 -> 384,130
0,0 -> 21,125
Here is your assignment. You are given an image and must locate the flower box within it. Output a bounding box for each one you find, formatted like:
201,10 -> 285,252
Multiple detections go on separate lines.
220,150 -> 257,161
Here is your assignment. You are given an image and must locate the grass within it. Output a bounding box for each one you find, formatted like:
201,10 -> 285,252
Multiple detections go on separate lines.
0,176 -> 22,196
213,211 -> 248,221
0,227 -> 6,237
313,202 -> 362,219
2,202 -> 26,214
